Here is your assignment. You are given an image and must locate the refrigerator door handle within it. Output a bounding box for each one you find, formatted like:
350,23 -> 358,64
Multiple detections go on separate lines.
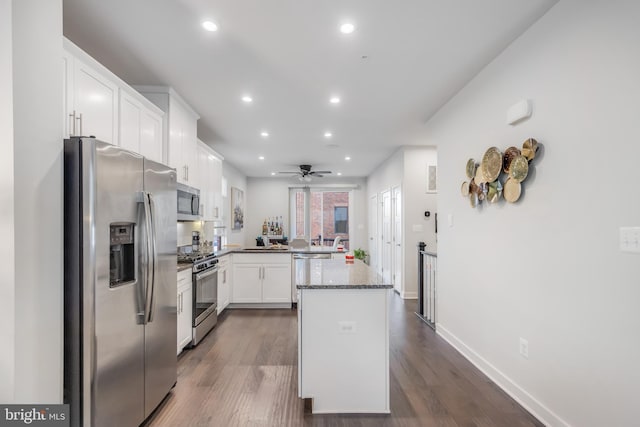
141,191 -> 153,325
147,192 -> 158,323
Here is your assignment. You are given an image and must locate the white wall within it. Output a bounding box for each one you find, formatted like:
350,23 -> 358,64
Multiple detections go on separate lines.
12,0 -> 64,403
402,147 -> 438,297
367,147 -> 438,298
245,178 -> 290,246
222,161 -> 247,247
0,0 -> 15,404
425,1 -> 640,426
246,177 -> 368,250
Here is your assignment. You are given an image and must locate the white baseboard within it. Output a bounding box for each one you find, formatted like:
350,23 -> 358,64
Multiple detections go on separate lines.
400,291 -> 417,299
436,324 -> 569,427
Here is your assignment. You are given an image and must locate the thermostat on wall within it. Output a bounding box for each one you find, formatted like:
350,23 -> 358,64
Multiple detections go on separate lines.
506,99 -> 532,125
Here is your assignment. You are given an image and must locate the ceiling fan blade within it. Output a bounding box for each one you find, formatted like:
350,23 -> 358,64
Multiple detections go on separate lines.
277,171 -> 301,174
309,170 -> 332,175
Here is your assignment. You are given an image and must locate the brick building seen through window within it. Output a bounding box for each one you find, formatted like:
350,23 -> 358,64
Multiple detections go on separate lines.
294,191 -> 349,249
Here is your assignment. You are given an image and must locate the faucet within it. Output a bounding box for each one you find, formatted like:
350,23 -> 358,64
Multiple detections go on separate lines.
332,235 -> 341,249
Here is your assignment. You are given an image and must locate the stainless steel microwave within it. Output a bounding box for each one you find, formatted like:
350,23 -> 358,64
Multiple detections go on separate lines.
177,183 -> 200,221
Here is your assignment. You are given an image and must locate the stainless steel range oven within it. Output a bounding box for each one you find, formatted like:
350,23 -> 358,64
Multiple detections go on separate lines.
179,252 -> 219,346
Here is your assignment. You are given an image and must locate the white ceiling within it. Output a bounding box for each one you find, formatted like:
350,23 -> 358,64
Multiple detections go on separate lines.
63,0 -> 558,178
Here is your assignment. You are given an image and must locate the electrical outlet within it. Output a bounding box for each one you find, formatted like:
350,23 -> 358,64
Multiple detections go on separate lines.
519,337 -> 529,359
620,227 -> 640,253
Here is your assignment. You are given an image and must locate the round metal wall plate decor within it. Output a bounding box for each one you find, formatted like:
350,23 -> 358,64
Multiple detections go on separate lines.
509,155 -> 529,183
461,138 -> 542,208
503,178 -> 522,202
461,181 -> 470,197
481,147 -> 502,182
465,159 -> 476,179
522,138 -> 538,161
503,146 -> 521,174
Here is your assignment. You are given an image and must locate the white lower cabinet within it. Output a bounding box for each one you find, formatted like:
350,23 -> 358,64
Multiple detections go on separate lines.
232,264 -> 262,303
217,256 -> 231,314
231,254 -> 291,304
262,264 -> 292,303
177,269 -> 192,355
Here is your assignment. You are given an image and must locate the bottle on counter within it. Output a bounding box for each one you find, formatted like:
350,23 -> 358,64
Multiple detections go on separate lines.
262,219 -> 268,235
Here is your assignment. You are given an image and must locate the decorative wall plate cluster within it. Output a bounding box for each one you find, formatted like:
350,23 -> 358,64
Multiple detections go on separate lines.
461,138 -> 539,207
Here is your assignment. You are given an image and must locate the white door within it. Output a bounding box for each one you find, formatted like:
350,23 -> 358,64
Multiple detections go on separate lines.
381,190 -> 392,285
368,194 -> 378,271
392,186 -> 402,294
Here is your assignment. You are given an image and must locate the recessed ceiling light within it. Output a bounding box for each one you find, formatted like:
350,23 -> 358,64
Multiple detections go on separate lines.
271,172 -> 276,176
329,96 -> 341,104
258,156 -> 265,160
202,21 -> 218,32
340,22 -> 355,34
337,172 -> 343,176
261,131 -> 269,137
242,95 -> 253,103
324,132 -> 332,138
345,156 -> 351,161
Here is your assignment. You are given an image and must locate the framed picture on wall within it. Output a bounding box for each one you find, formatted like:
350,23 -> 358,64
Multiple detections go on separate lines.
231,186 -> 244,230
426,164 -> 437,193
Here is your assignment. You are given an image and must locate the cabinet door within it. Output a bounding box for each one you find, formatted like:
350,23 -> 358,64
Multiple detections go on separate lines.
211,156 -> 222,219
217,266 -> 229,314
231,264 -> 262,303
168,101 -> 184,180
139,108 -> 163,163
73,58 -> 118,144
197,142 -> 212,219
62,52 -> 74,139
182,111 -> 198,185
119,90 -> 141,153
177,286 -> 193,354
262,263 -> 292,303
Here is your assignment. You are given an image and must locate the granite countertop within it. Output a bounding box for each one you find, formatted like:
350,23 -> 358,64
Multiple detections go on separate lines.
177,263 -> 192,272
295,259 -> 393,290
212,246 -> 344,256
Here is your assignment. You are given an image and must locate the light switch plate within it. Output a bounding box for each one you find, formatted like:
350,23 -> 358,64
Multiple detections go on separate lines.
620,227 -> 640,253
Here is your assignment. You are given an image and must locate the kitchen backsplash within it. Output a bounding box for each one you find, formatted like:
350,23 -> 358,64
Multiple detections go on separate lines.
177,221 -> 225,248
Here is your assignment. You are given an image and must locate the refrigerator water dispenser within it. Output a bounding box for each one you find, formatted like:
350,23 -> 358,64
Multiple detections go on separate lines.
110,223 -> 135,287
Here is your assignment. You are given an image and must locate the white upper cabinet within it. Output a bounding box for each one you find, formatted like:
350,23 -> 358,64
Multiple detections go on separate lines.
135,86 -> 200,185
63,51 -> 118,144
197,140 -> 223,221
119,89 -> 163,163
63,38 -> 165,162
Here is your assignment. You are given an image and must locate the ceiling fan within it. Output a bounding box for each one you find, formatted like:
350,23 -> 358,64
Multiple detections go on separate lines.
278,164 -> 332,181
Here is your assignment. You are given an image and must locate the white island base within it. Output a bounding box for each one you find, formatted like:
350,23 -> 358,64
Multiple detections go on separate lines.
297,287 -> 390,414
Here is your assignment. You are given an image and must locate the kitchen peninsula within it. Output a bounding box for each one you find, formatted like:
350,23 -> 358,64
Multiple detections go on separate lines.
296,259 -> 392,414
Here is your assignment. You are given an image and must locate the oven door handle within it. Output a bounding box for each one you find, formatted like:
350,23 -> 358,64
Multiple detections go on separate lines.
195,266 -> 218,281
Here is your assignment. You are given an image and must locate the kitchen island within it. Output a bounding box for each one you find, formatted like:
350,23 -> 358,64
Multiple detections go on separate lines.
296,259 -> 392,414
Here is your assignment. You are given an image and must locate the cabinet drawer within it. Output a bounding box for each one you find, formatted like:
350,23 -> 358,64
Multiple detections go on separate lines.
233,253 -> 291,264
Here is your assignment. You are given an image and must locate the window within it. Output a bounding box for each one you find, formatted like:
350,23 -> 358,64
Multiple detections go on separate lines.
290,189 -> 350,249
334,207 -> 348,234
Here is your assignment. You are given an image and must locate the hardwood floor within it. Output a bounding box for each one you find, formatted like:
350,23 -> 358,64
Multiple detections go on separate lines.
144,294 -> 542,427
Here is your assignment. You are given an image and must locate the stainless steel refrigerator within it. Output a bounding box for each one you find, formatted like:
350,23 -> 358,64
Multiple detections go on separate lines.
64,137 -> 177,427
